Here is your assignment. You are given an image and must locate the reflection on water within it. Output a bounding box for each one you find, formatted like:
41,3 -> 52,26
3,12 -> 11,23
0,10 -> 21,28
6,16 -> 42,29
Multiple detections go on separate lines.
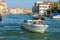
0,14 -> 60,40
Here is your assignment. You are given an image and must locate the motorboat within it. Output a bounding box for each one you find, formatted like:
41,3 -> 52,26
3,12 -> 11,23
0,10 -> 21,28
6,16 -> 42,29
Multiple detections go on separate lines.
21,17 -> 48,33
53,15 -> 60,19
53,12 -> 60,19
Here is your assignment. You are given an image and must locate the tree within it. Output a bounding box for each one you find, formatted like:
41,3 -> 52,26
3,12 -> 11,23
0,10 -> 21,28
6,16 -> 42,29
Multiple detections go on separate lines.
50,2 -> 58,12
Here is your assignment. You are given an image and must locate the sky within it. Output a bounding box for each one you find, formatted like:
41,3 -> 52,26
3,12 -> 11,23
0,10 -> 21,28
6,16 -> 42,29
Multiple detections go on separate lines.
5,0 -> 58,9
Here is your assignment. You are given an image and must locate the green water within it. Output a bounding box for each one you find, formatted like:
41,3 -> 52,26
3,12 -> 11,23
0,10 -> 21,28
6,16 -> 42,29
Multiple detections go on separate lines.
0,14 -> 60,40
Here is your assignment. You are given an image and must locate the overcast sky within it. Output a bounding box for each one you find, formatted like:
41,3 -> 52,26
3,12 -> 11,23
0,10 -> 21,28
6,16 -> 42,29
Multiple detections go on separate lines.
5,0 -> 58,9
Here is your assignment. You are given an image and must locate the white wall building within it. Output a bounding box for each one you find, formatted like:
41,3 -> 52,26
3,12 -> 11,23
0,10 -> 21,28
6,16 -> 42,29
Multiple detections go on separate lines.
19,8 -> 24,14
58,0 -> 60,10
0,0 -> 8,16
39,3 -> 50,15
32,1 -> 50,16
9,9 -> 17,14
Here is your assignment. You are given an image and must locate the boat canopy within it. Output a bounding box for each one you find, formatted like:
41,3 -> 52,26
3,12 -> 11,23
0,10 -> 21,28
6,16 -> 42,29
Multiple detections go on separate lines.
32,17 -> 44,20
53,11 -> 60,16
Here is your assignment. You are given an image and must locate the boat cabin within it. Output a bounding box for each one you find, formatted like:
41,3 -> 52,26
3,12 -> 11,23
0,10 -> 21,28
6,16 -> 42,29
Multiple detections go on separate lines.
23,20 -> 45,25
28,20 -> 45,25
23,17 -> 45,25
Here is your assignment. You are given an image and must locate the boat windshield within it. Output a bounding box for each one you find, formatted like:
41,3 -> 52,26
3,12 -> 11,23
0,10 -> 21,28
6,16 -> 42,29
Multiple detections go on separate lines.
27,20 -> 32,24
38,21 -> 45,25
28,21 -> 32,23
27,20 -> 45,25
32,20 -> 45,25
24,20 -> 27,23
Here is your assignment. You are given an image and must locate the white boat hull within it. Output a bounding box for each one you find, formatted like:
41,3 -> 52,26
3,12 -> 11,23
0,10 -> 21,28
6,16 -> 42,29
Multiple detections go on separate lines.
21,23 -> 48,33
53,16 -> 60,19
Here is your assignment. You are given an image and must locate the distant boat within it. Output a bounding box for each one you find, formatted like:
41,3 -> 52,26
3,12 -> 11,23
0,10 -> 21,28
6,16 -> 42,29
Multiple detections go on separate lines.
53,15 -> 60,19
53,12 -> 60,19
21,17 -> 48,33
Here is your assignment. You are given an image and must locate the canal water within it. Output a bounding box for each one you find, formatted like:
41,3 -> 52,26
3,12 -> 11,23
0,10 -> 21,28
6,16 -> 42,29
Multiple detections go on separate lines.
0,14 -> 60,40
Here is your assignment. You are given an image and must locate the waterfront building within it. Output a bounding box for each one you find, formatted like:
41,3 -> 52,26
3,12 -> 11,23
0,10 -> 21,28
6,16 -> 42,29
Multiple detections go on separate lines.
39,2 -> 50,15
0,0 -> 7,16
8,8 -> 32,14
32,1 -> 50,15
9,8 -> 17,14
58,0 -> 60,10
23,8 -> 32,14
14,8 -> 20,14
9,8 -> 24,14
19,8 -> 24,14
6,8 -> 10,14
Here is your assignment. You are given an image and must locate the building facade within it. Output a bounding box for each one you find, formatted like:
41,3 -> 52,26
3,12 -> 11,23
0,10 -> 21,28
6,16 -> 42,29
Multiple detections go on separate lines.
19,8 -> 24,14
0,0 -> 7,16
58,0 -> 60,10
23,8 -> 32,14
9,8 -> 31,14
32,1 -> 50,15
9,8 -> 17,14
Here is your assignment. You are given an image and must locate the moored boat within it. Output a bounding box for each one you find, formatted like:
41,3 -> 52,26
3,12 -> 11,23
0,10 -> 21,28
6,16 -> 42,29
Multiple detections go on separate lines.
53,12 -> 60,19
53,15 -> 60,19
21,17 -> 48,33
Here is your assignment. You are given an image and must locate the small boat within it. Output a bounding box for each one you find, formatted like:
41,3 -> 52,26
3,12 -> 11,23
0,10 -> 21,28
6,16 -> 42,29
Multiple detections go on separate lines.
21,17 -> 48,33
53,15 -> 60,19
53,12 -> 60,19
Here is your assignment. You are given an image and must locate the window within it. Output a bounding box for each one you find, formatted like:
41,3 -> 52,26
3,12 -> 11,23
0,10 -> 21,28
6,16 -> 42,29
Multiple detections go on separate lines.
43,9 -> 46,11
33,21 -> 37,24
49,6 -> 50,8
28,21 -> 32,23
44,6 -> 47,8
42,6 -> 44,8
40,6 -> 41,8
40,6 -> 47,8
38,21 -> 45,25
37,9 -> 39,12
